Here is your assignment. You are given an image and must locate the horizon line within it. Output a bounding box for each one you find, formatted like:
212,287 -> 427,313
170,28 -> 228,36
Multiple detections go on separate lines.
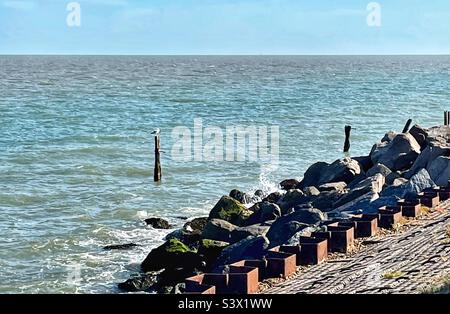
1,53 -> 450,57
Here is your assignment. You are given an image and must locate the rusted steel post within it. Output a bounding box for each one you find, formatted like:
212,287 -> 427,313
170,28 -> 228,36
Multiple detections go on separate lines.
402,119 -> 412,133
153,131 -> 161,182
343,125 -> 351,153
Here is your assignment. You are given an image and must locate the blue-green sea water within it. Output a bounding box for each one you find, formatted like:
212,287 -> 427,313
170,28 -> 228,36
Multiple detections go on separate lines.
1,55 -> 450,293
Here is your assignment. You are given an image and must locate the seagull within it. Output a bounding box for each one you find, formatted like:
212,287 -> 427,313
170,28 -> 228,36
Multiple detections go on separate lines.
151,128 -> 161,135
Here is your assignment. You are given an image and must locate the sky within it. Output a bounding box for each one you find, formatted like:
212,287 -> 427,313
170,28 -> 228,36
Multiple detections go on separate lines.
0,0 -> 450,55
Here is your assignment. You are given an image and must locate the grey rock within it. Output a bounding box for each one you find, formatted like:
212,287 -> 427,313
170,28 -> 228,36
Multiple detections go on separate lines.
229,189 -> 251,204
284,225 -> 323,246
208,195 -> 252,226
244,202 -> 281,225
202,219 -> 237,242
367,163 -> 392,178
183,217 -> 208,234
381,131 -> 397,143
333,174 -> 385,208
145,217 -> 172,229
408,124 -> 428,150
230,224 -> 270,243
103,243 -> 139,251
427,156 -> 450,186
267,221 -> 309,248
276,189 -> 310,213
298,161 -> 329,189
303,186 -> 321,196
386,171 -> 402,185
262,191 -> 285,204
381,168 -> 436,199
370,133 -> 421,171
312,190 -> 343,212
213,236 -> 269,270
332,191 -> 379,215
318,157 -> 362,185
318,182 -> 347,192
279,179 -> 300,191
404,138 -> 450,179
353,155 -> 373,173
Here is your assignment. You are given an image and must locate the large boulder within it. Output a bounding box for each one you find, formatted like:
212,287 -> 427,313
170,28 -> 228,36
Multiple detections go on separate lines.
183,217 -> 208,234
318,158 -> 362,185
427,156 -> 450,186
311,190 -> 343,212
318,182 -> 347,192
303,186 -> 321,196
229,189 -> 251,204
267,221 -> 309,248
285,225 -> 324,245
333,174 -> 385,208
202,219 -> 237,242
370,133 -> 421,171
405,138 -> 450,179
244,202 -> 281,225
353,155 -> 374,173
367,163 -> 392,178
145,217 -> 171,229
213,236 -> 270,270
297,162 -> 329,189
197,239 -> 229,267
141,239 -> 204,272
276,189 -> 310,213
280,179 -> 300,191
208,196 -> 252,226
332,191 -> 379,215
262,191 -> 285,204
230,224 -> 271,243
381,168 -> 436,199
408,124 -> 428,150
118,272 -> 161,292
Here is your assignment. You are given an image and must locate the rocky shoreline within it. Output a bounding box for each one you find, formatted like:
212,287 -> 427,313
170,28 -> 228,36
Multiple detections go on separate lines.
114,123 -> 450,294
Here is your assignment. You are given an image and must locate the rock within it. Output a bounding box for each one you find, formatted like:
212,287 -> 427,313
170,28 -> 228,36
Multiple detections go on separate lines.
276,189 -> 310,213
381,131 -> 397,143
157,267 -> 201,290
405,138 -> 450,179
381,168 -> 436,199
318,158 -> 362,185
427,156 -> 450,186
170,283 -> 186,294
333,174 -> 385,208
385,171 -> 401,185
183,217 -> 208,234
303,186 -> 320,196
267,221 -> 309,248
312,190 -> 343,212
118,272 -> 161,292
141,239 -> 204,272
197,239 -> 229,267
365,195 -> 400,214
370,133 -> 421,171
408,124 -> 428,150
346,173 -> 368,190
270,207 -> 325,228
229,189 -> 251,204
367,163 -> 392,178
165,228 -> 202,248
298,161 -> 329,189
244,202 -> 281,225
103,243 -> 138,251
208,196 -> 252,226
284,225 -> 324,245
262,191 -> 285,204
145,217 -> 171,229
201,219 -> 237,242
230,224 -> 271,243
318,182 -> 347,192
280,179 -> 300,191
353,155 -> 373,173
213,236 -> 270,270
332,191 -> 379,214
392,178 -> 408,186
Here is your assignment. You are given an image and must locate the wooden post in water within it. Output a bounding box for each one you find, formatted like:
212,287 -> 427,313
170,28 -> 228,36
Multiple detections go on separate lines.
402,119 -> 413,133
343,125 -> 351,153
445,111 -> 449,126
153,130 -> 161,182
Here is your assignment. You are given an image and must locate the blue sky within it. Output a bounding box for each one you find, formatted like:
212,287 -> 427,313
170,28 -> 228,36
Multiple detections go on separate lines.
0,0 -> 450,54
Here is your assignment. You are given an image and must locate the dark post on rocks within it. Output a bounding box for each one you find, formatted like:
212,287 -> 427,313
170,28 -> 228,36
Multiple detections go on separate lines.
343,125 -> 351,153
153,129 -> 162,182
445,111 -> 449,126
402,119 -> 412,133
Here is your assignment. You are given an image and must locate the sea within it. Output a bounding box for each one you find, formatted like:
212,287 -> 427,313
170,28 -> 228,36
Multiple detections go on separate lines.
1,55 -> 449,293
